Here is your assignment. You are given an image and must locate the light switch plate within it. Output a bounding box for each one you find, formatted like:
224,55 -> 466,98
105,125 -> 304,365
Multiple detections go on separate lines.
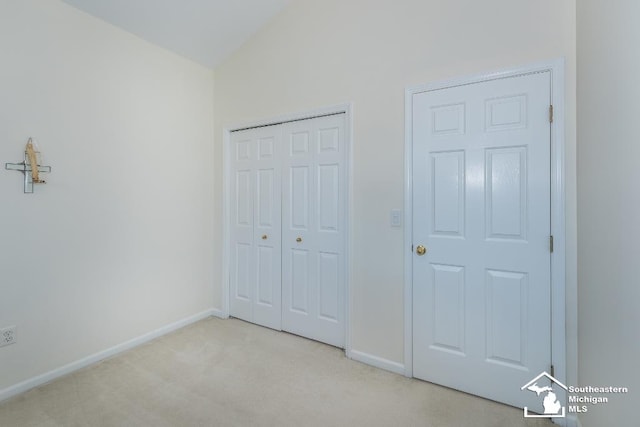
391,209 -> 402,227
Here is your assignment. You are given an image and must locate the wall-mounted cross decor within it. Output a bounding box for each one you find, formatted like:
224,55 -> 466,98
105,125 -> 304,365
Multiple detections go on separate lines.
5,138 -> 51,193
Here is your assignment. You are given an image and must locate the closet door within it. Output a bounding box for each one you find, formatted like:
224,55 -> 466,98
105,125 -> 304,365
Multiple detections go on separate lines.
282,114 -> 346,347
229,126 -> 282,330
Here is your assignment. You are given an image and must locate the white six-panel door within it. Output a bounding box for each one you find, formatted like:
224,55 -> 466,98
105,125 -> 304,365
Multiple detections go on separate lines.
229,114 -> 346,348
230,126 -> 282,330
282,115 -> 346,348
412,72 -> 551,409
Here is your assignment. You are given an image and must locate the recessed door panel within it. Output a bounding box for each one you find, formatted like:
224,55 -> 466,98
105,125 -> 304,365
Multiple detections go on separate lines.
485,95 -> 527,132
486,147 -> 527,240
318,127 -> 340,153
318,164 -> 339,232
318,252 -> 339,321
236,170 -> 251,227
235,243 -> 251,301
290,249 -> 309,313
430,264 -> 465,355
431,103 -> 465,136
257,246 -> 275,306
486,269 -> 527,368
259,137 -> 274,159
290,166 -> 309,230
236,139 -> 251,161
257,169 -> 275,228
291,131 -> 310,156
431,151 -> 465,237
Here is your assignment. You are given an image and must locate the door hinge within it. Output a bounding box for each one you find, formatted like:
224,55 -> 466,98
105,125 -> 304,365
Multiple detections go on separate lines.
549,105 -> 554,123
550,235 -> 554,253
550,364 -> 555,377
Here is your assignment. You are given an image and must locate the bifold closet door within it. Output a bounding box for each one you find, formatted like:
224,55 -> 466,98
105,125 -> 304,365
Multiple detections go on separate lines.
282,114 -> 346,348
229,126 -> 282,330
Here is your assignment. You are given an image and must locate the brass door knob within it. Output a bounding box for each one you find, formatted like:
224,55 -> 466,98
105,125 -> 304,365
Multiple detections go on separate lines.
262,235 -> 268,240
416,245 -> 427,256
296,237 -> 302,243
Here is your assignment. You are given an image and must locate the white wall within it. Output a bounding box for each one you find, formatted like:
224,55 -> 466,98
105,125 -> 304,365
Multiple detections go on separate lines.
214,0 -> 576,370
0,0 -> 215,392
577,2 -> 640,426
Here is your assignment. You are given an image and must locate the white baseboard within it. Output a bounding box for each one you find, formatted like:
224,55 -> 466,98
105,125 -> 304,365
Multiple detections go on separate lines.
550,413 -> 581,427
565,414 -> 582,427
0,308 -> 215,403
211,308 -> 228,319
349,349 -> 405,375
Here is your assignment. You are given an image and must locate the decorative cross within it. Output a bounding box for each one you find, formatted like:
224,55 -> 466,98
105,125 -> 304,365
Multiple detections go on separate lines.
5,139 -> 51,193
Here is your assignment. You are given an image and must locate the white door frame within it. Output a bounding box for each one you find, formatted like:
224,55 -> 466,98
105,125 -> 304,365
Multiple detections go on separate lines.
404,59 -> 570,416
222,103 -> 354,355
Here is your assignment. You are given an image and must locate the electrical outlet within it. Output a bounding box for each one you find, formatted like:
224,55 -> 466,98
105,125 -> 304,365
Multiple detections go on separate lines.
0,326 -> 16,348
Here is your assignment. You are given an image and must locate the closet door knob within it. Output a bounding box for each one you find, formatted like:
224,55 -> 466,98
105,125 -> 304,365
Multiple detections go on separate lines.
296,237 -> 302,243
262,235 -> 268,240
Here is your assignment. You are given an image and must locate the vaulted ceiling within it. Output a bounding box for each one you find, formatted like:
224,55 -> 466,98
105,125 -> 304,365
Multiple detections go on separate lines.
61,0 -> 291,68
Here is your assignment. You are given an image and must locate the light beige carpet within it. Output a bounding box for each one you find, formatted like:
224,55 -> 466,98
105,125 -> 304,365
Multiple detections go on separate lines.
0,317 -> 552,426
